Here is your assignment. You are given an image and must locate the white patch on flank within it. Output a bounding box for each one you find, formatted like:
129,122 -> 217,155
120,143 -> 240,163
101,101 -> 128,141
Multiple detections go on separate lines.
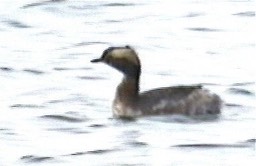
152,100 -> 168,111
184,89 -> 221,115
113,101 -> 141,117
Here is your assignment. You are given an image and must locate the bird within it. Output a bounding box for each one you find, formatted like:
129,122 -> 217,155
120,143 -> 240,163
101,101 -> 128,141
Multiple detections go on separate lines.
91,46 -> 222,118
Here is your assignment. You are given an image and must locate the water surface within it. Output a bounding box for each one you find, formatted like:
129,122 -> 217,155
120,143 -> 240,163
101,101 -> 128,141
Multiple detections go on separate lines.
0,0 -> 255,165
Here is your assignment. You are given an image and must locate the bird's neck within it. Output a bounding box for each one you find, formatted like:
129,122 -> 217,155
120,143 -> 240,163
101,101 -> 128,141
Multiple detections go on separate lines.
115,76 -> 140,105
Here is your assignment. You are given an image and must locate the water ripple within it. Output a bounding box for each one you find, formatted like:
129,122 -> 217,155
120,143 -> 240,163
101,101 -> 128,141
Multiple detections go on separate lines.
184,12 -> 205,18
73,41 -> 109,47
245,138 -> 256,144
227,88 -> 255,96
225,103 -> 243,107
47,127 -> 90,134
231,82 -> 255,86
10,104 -> 45,109
40,114 -> 87,123
21,0 -> 65,9
173,143 -> 251,148
233,11 -> 255,17
0,67 -> 14,72
187,27 -> 222,32
88,124 -> 106,128
20,155 -> 54,163
67,149 -> 117,156
3,20 -> 30,28
126,141 -> 148,147
77,76 -> 106,80
101,3 -> 137,7
23,69 -> 45,75
0,128 -> 16,136
53,67 -> 92,71
174,139 -> 255,149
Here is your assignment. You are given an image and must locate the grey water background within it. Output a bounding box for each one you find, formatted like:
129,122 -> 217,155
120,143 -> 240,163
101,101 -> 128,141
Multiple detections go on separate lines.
0,0 -> 255,165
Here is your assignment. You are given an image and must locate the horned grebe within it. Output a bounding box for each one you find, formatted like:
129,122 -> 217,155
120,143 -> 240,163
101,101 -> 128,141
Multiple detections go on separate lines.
91,46 -> 222,118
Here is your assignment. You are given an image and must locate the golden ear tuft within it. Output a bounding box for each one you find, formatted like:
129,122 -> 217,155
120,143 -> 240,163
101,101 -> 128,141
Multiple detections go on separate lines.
111,48 -> 140,66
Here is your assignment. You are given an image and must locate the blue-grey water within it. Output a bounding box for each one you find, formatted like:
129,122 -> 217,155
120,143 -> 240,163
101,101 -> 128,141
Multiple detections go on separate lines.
0,0 -> 255,165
